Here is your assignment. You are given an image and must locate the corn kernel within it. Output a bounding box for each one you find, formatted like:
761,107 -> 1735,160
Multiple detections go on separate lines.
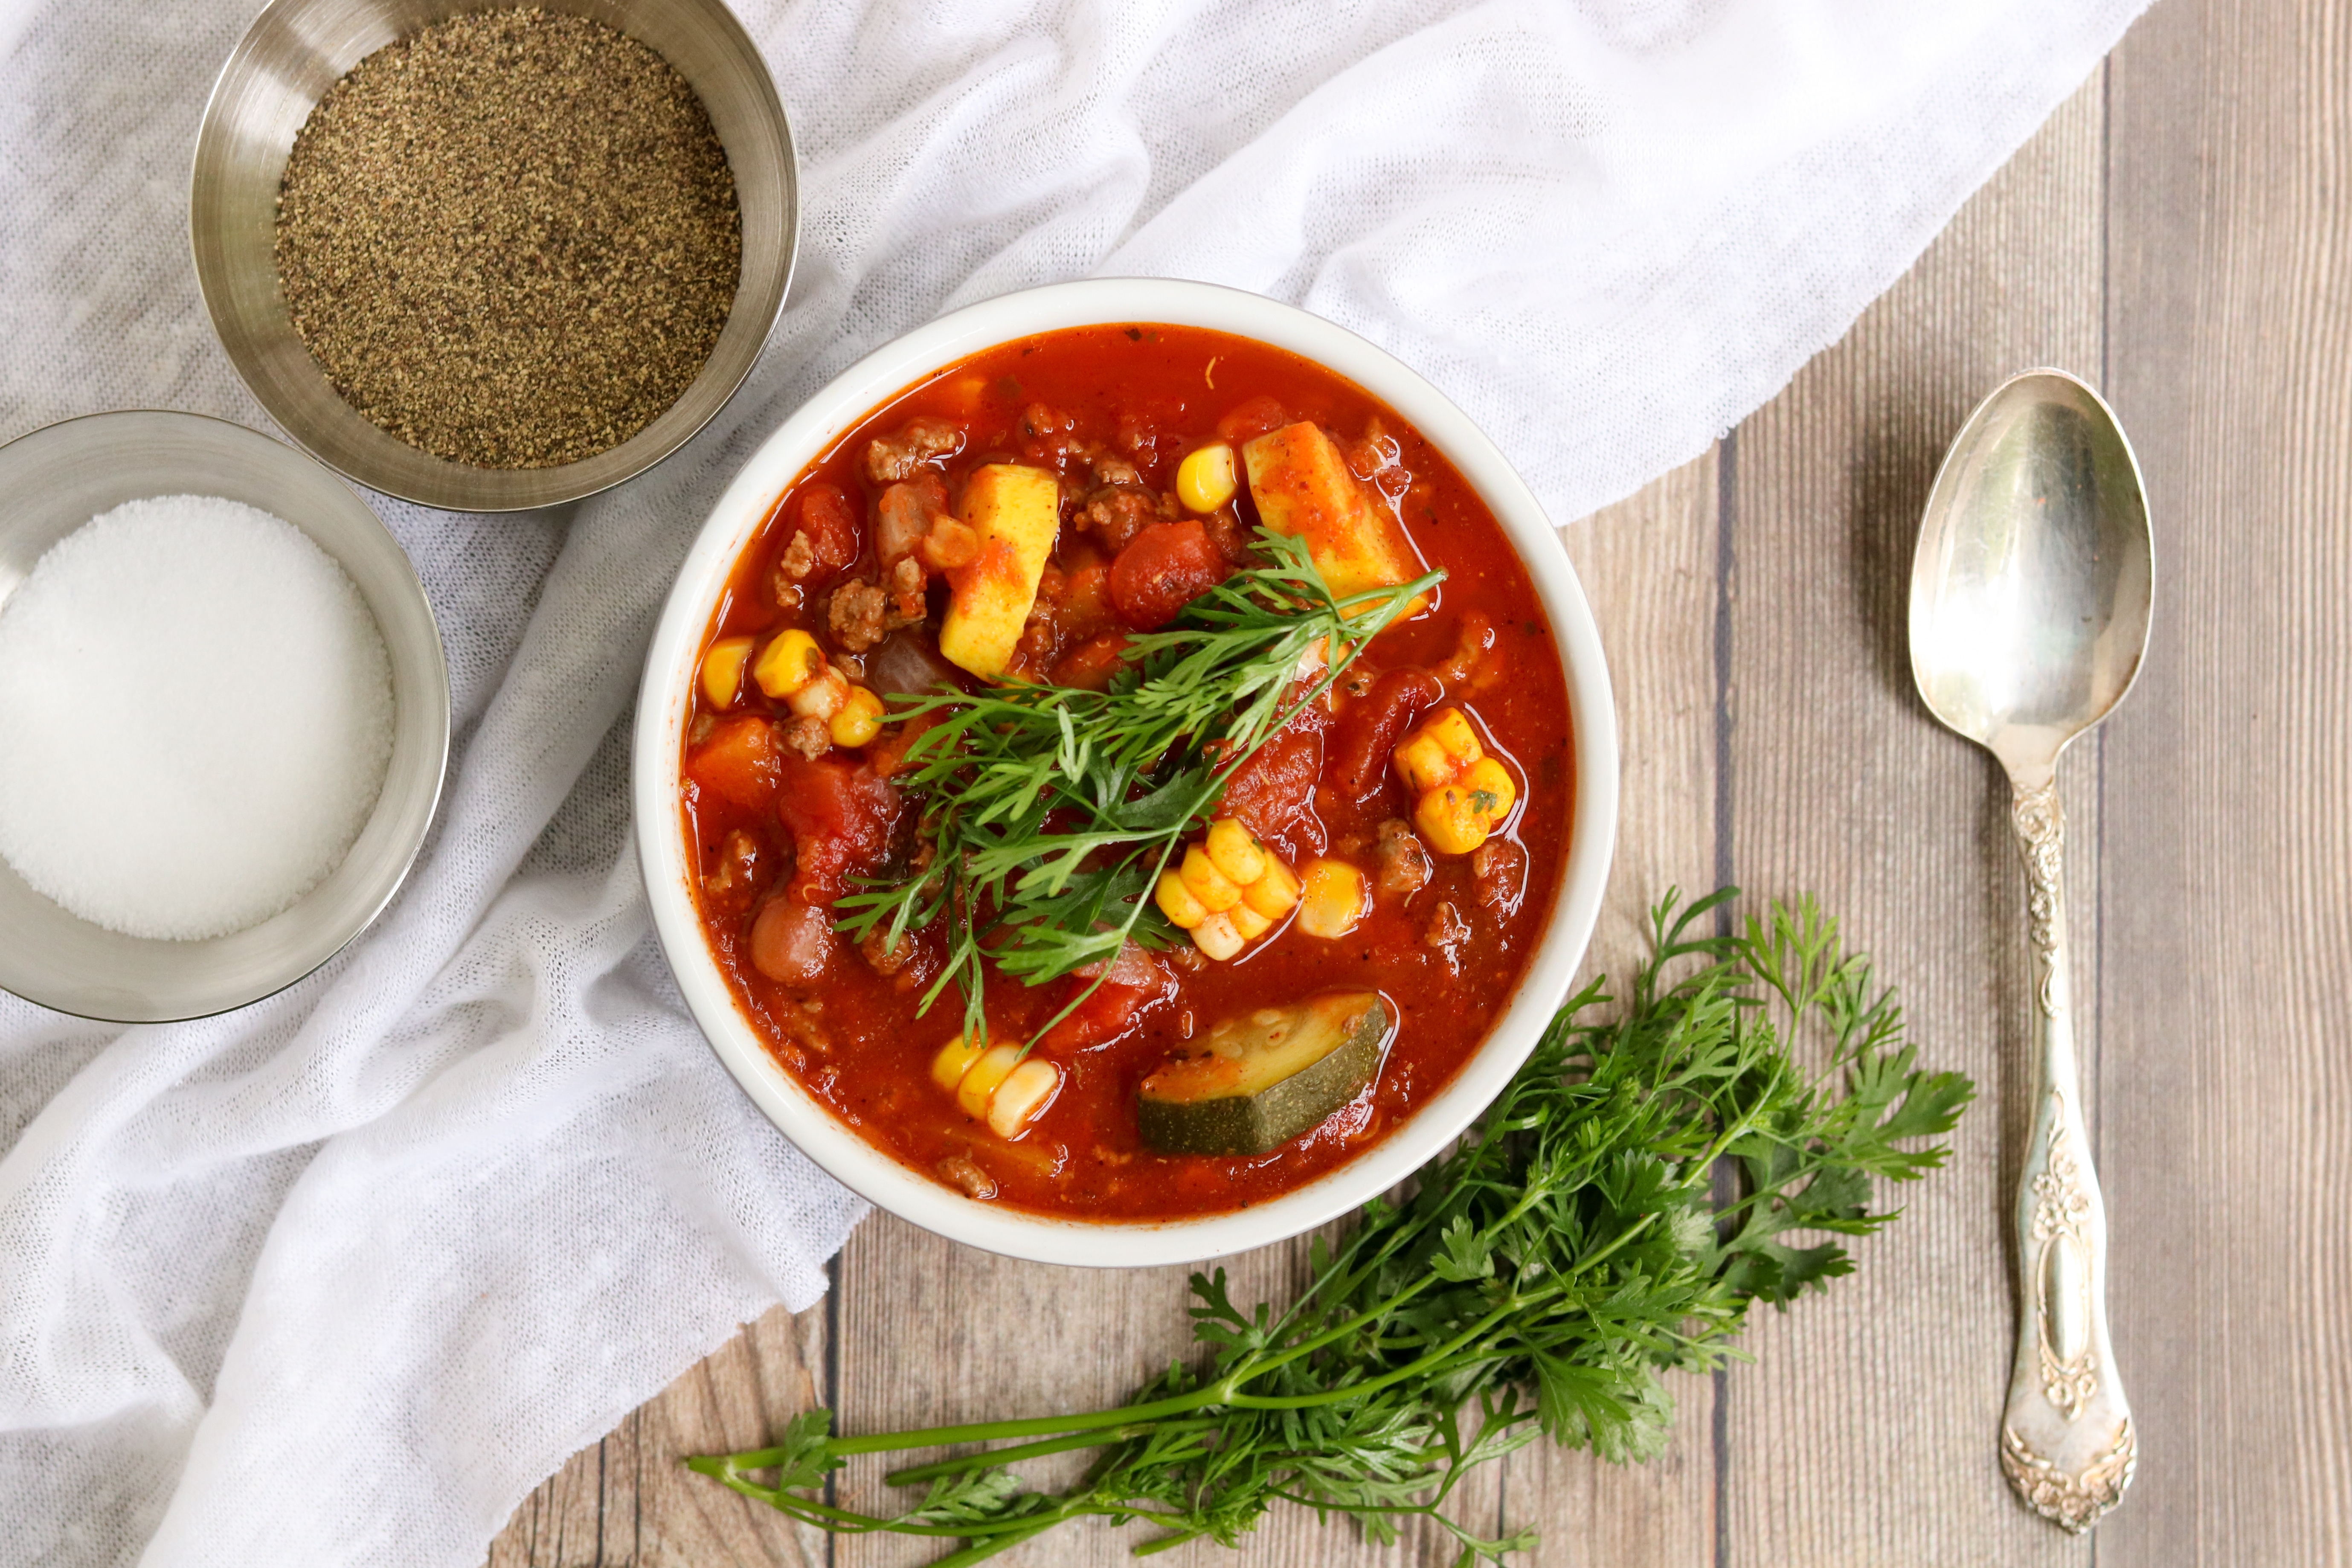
753,630 -> 825,699
1191,909 -> 1246,961
700,635 -> 755,709
957,1044 -> 1022,1120
1205,819 -> 1267,886
1415,784 -> 1491,857
1298,858 -> 1368,939
1461,756 -> 1517,822
831,685 -> 886,748
1155,869 -> 1209,929
787,667 -> 850,722
932,1034 -> 986,1091
1241,855 -> 1300,918
987,1059 -> 1062,1139
1426,708 -> 1484,767
1230,902 -> 1273,941
1179,845 -> 1243,912
1394,707 -> 1487,794
1392,732 -> 1454,796
1176,442 -> 1238,513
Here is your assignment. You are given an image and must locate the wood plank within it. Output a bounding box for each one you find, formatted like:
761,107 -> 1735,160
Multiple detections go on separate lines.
2099,0 -> 2352,1558
487,1301 -> 830,1566
830,1214 -> 1206,1568
1716,74 -> 2108,1565
1498,453 -> 1723,1568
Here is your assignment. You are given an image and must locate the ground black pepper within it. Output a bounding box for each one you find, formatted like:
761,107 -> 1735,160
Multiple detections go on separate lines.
274,8 -> 741,470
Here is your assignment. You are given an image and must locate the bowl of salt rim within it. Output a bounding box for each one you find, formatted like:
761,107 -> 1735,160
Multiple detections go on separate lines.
0,410 -> 449,1022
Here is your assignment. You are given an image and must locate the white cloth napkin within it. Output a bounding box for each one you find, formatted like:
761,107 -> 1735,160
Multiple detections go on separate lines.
0,0 -> 2147,1562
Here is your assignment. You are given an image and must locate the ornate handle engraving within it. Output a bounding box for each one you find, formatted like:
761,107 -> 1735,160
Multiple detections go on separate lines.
2001,1417 -> 2138,1533
2013,780 -> 2066,1015
2001,780 -> 2135,1533
2027,1115 -> 2099,1420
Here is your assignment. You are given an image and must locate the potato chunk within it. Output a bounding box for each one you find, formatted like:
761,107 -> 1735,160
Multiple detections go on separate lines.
1242,423 -> 1426,613
938,463 -> 1061,677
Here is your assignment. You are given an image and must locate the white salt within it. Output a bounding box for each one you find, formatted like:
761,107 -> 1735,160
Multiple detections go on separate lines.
0,495 -> 395,941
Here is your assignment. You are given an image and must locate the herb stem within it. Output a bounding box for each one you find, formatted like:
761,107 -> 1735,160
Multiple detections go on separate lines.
883,1422 -> 1186,1485
923,1517 -> 1073,1568
1230,1289 -> 1556,1413
825,1386 -> 1222,1458
686,1462 -> 994,1538
836,1267 -> 1462,1470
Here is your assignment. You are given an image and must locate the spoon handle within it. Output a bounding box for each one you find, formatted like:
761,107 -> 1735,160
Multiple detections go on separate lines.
1998,780 -> 2137,1531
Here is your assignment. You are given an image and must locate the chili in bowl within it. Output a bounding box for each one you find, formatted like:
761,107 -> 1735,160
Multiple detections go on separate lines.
632,279 -> 1617,1267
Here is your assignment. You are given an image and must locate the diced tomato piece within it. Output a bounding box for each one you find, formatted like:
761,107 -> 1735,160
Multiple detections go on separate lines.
1215,395 -> 1290,445
867,709 -> 947,780
1050,631 -> 1132,691
788,484 -> 859,581
1040,939 -> 1174,1051
1109,520 -> 1228,631
688,716 -> 783,809
1220,723 -> 1326,857
1040,979 -> 1150,1053
1330,667 -> 1442,802
775,753 -> 902,905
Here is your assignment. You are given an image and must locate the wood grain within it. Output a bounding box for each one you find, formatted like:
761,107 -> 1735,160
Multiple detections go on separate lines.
1495,453 -> 1722,1568
491,9 -> 2352,1562
2099,0 -> 2352,1559
1715,70 -> 2107,1568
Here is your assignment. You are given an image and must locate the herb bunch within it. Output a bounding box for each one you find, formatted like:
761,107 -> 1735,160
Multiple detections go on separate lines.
691,890 -> 1975,1564
834,531 -> 1441,1045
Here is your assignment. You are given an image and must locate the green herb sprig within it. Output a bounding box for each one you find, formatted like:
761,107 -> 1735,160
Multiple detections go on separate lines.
691,890 -> 1975,1564
835,531 -> 1441,1046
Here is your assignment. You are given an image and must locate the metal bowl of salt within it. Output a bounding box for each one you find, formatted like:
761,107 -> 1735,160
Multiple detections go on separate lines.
0,411 -> 449,1022
189,0 -> 797,513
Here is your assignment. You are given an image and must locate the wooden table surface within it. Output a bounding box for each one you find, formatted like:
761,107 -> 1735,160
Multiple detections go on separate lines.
491,0 -> 2352,1560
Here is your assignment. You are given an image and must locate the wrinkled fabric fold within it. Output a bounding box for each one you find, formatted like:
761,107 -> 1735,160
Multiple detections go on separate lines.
0,0 -> 2144,1563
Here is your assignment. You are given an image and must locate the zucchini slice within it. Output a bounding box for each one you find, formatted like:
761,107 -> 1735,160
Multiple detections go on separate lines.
1137,992 -> 1392,1156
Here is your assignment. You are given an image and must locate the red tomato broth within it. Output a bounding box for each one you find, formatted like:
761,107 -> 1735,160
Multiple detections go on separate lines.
677,323 -> 1571,1221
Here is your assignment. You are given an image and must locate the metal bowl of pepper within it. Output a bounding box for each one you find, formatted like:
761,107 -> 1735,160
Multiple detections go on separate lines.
191,0 -> 796,513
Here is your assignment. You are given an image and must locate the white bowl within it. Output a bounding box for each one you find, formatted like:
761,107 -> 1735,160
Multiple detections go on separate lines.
633,279 -> 1618,1268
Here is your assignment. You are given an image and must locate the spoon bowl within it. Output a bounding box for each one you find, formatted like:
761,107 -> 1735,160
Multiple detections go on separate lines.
1910,370 -> 2154,784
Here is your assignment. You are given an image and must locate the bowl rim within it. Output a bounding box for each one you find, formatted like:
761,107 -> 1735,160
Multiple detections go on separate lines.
0,407 -> 452,1022
632,278 -> 1619,1268
187,0 -> 800,513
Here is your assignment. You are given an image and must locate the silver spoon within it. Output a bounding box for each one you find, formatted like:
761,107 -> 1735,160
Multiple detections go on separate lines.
1909,368 -> 2153,1533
